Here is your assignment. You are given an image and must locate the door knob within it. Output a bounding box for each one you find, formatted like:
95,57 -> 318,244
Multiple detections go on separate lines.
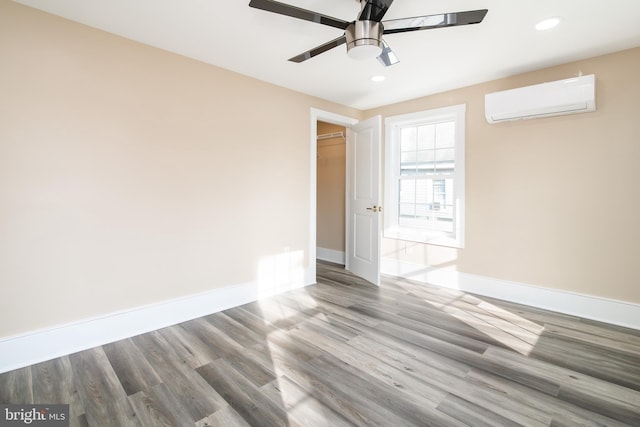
366,205 -> 382,213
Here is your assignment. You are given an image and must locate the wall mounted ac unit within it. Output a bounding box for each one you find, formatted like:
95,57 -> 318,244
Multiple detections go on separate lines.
485,74 -> 595,124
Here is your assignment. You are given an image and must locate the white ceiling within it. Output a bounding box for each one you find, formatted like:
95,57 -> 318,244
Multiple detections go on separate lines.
13,0 -> 640,110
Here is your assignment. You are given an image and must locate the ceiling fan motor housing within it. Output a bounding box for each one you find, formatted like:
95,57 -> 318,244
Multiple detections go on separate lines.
248,0 -> 488,65
345,20 -> 383,60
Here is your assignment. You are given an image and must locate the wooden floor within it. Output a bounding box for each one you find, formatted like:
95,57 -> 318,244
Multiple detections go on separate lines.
1,262 -> 640,426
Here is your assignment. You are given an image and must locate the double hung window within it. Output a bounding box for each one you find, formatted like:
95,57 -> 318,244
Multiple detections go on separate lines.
384,104 -> 465,248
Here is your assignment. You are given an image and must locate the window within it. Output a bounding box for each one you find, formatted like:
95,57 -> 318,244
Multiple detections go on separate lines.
384,104 -> 465,248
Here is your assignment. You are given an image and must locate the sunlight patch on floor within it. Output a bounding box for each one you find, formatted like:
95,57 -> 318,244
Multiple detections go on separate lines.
426,294 -> 544,355
391,278 -> 544,356
258,288 -> 326,330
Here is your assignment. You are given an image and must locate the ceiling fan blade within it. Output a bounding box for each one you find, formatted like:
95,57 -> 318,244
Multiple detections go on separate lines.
249,0 -> 350,30
377,39 -> 399,67
382,9 -> 488,35
288,35 -> 347,63
358,0 -> 394,22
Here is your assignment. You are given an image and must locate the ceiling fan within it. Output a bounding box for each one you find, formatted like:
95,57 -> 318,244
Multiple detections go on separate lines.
248,0 -> 488,66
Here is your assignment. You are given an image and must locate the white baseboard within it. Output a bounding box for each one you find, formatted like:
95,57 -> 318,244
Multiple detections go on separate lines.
316,247 -> 345,265
5,259 -> 637,374
0,271 -> 314,374
382,258 -> 640,331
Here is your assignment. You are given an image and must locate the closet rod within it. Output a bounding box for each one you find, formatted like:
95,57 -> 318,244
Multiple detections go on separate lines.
317,131 -> 345,141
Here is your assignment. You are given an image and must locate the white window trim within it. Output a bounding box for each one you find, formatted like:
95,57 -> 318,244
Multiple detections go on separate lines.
384,104 -> 466,248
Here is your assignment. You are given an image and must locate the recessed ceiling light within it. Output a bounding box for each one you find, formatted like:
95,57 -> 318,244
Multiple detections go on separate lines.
535,17 -> 561,31
371,75 -> 386,82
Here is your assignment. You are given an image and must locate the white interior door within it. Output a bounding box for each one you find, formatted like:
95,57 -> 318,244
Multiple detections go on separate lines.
346,116 -> 381,285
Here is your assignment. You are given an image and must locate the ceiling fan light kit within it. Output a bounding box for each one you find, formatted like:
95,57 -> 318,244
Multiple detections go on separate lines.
346,21 -> 383,60
248,0 -> 488,67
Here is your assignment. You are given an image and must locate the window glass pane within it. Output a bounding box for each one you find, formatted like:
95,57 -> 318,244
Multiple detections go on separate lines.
400,122 -> 457,176
399,203 -> 415,216
415,150 -> 433,173
417,150 -> 434,163
434,148 -> 455,174
435,121 -> 455,148
400,127 -> 417,152
417,125 -> 435,150
415,179 -> 428,205
401,151 -> 417,164
435,148 -> 455,162
399,179 -> 415,203
445,179 -> 454,212
415,203 -> 430,217
397,177 -> 454,232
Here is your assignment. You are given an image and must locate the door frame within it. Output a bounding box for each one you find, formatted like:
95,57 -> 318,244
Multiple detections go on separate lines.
309,108 -> 358,284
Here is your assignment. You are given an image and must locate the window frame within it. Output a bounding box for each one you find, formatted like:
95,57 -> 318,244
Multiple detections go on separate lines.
384,104 -> 466,248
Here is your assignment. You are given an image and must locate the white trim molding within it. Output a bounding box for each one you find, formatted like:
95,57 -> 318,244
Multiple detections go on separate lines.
0,271 -> 313,374
309,108 -> 358,282
382,258 -> 640,330
316,247 -> 346,265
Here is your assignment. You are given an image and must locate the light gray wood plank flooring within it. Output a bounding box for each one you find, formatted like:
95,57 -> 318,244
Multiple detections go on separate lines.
1,261 -> 639,426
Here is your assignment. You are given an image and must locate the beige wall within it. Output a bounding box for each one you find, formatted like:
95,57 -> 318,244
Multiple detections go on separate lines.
366,47 -> 640,304
1,1 -> 638,341
0,1 -> 360,338
316,121 -> 346,253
